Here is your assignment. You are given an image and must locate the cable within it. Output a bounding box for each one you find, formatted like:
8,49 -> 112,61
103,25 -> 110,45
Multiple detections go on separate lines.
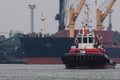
98,0 -> 108,10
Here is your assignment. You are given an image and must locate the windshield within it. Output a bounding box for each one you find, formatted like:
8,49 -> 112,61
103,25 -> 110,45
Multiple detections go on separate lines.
78,37 -> 82,43
77,36 -> 94,44
89,37 -> 93,43
83,37 -> 87,43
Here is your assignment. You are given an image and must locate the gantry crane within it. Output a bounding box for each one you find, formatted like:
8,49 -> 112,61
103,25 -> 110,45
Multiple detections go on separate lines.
68,0 -> 86,38
96,0 -> 116,31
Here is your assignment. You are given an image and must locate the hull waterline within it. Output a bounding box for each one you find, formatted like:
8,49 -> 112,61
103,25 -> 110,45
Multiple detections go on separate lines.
62,53 -> 116,69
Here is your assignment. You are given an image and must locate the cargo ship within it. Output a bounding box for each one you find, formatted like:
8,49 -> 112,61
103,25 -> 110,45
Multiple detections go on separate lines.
19,0 -> 120,64
18,30 -> 120,64
20,0 -> 120,64
0,29 -> 119,64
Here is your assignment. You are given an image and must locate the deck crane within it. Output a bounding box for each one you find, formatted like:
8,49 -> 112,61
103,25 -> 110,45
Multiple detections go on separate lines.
96,0 -> 116,31
68,0 -> 86,38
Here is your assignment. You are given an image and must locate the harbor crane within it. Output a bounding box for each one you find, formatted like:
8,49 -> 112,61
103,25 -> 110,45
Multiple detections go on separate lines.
68,0 -> 86,38
96,0 -> 116,31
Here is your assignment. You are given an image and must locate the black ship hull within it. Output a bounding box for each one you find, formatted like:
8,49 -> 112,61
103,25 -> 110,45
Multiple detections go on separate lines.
62,53 -> 116,69
19,37 -> 74,64
19,37 -> 120,64
0,36 -> 120,64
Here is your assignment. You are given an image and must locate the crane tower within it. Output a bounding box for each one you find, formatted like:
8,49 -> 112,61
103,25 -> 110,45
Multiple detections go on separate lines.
107,9 -> 113,31
55,0 -> 67,30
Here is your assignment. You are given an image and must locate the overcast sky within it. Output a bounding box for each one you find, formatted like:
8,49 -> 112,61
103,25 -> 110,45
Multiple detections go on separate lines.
0,0 -> 120,37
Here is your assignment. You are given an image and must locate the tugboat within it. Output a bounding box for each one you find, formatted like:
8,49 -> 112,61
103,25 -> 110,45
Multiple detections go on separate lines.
62,24 -> 116,69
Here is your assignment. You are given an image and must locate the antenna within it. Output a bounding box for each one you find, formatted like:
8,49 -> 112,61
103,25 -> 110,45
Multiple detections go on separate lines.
84,4 -> 92,26
29,4 -> 36,33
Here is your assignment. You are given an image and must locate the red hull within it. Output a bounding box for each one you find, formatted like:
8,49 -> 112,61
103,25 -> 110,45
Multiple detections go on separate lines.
66,65 -> 115,69
26,58 -> 120,64
111,58 -> 120,64
26,58 -> 63,64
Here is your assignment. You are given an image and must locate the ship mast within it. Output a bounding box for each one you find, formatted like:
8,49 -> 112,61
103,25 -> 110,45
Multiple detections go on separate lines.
82,4 -> 92,32
40,14 -> 46,37
29,4 -> 36,33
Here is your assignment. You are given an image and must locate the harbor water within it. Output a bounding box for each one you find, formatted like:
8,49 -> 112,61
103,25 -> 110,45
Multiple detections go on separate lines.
0,64 -> 120,80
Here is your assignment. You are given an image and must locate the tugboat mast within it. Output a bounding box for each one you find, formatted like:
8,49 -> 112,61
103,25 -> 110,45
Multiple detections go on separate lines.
82,4 -> 92,32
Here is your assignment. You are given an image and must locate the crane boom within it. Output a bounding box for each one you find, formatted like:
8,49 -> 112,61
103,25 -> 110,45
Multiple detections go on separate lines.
96,0 -> 116,31
102,0 -> 116,22
74,0 -> 86,21
69,0 -> 86,38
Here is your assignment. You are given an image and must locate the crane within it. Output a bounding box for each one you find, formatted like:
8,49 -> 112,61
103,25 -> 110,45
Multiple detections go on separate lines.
68,0 -> 86,38
55,0 -> 68,30
96,0 -> 116,31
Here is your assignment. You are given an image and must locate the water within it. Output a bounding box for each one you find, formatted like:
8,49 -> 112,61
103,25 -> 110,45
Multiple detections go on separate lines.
0,64 -> 120,80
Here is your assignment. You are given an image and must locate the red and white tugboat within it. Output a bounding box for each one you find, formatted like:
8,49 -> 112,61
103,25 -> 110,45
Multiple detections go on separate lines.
62,25 -> 116,69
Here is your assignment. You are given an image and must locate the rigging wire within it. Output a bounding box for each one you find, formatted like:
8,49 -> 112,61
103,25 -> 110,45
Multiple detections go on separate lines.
98,0 -> 110,11
70,0 -> 79,9
65,0 -> 80,27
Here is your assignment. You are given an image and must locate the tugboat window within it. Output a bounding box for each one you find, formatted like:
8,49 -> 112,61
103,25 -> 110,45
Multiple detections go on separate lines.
89,37 -> 93,43
83,37 -> 87,43
78,37 -> 82,43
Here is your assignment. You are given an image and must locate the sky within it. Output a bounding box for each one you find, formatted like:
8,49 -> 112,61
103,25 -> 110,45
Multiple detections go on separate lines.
0,0 -> 120,37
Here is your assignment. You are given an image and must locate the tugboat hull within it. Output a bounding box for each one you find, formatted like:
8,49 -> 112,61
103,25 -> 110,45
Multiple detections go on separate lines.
62,53 -> 116,69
